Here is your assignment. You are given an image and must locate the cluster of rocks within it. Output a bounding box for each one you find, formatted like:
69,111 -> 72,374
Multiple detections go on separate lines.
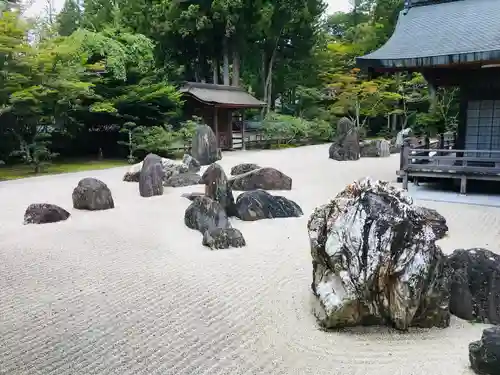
328,117 -> 396,161
24,177 -> 114,225
183,162 -> 302,250
307,178 -> 500,374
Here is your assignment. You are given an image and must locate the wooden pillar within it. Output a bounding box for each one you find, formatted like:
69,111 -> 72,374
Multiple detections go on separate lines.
213,106 -> 219,147
241,112 -> 246,151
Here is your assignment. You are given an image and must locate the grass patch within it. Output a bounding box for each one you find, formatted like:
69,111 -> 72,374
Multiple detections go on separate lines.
0,159 -> 128,181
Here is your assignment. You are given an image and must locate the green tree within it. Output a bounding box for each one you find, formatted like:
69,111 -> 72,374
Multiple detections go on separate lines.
57,0 -> 82,36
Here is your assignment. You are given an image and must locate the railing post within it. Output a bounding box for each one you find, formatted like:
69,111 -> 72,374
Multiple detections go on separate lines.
439,133 -> 445,155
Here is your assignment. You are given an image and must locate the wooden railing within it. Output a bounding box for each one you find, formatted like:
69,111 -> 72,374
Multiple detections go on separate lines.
400,146 -> 500,194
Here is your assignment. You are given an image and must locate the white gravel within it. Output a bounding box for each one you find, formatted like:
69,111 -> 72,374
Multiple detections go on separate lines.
1,144 -> 499,375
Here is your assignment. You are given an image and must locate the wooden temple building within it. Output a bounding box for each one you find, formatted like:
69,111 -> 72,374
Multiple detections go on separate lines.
357,0 -> 500,194
180,82 -> 265,150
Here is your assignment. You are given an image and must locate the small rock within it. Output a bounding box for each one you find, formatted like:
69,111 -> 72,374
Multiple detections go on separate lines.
329,117 -> 360,161
139,153 -> 164,197
123,162 -> 142,182
164,173 -> 202,187
202,163 -> 236,216
182,154 -> 201,172
230,163 -> 260,176
182,192 -> 205,201
469,327 -> 500,375
202,227 -> 246,249
448,248 -> 500,324
414,206 -> 448,240
184,195 -> 231,234
191,124 -> 221,166
360,139 -> 391,158
234,190 -> 303,221
24,203 -> 70,224
72,178 -> 114,210
229,167 -> 292,191
161,159 -> 189,180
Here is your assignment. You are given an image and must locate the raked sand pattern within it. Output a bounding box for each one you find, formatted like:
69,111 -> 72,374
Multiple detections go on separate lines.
1,144 -> 499,375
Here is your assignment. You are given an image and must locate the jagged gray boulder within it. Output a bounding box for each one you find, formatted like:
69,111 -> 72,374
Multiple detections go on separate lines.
139,153 -> 164,197
230,163 -> 260,176
469,327 -> 500,375
413,206 -> 448,240
73,178 -> 114,210
308,178 -> 451,331
448,248 -> 500,325
164,172 -> 202,187
234,190 -> 303,221
229,167 -> 292,191
329,117 -> 360,161
191,124 -> 221,166
202,163 -> 235,216
184,196 -> 230,234
24,203 -> 70,224
182,154 -> 201,172
360,139 -> 391,158
202,227 -> 246,250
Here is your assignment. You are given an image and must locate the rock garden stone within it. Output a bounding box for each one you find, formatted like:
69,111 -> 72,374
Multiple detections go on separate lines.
202,227 -> 246,250
139,153 -> 164,197
234,189 -> 303,221
202,163 -> 236,216
184,196 -> 231,234
182,192 -> 205,201
123,156 -> 193,182
329,117 -> 360,161
469,327 -> 500,375
360,139 -> 391,158
24,203 -> 70,224
413,206 -> 448,240
182,153 -> 201,172
123,162 -> 141,182
229,167 -> 292,191
73,178 -> 114,210
395,127 -> 413,147
308,178 -> 451,330
230,163 -> 260,176
448,248 -> 500,325
161,158 -> 189,180
191,124 -> 221,166
164,172 -> 202,187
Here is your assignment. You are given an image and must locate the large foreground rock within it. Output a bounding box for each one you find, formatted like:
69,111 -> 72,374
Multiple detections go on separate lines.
308,178 -> 450,330
230,163 -> 260,176
229,167 -> 292,191
164,172 -> 202,187
360,139 -> 391,158
329,117 -> 360,161
234,190 -> 303,221
469,327 -> 500,375
72,178 -> 114,210
202,163 -> 235,215
191,124 -> 221,166
448,248 -> 500,325
24,203 -> 70,224
202,227 -> 246,250
139,153 -> 164,197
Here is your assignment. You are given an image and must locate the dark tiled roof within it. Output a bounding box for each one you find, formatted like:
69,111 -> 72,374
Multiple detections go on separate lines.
180,82 -> 265,108
357,0 -> 500,69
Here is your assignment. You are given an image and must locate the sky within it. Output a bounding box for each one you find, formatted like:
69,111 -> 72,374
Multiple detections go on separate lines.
25,0 -> 352,21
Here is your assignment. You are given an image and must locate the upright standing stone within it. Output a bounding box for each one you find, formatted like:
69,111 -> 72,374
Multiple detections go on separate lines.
72,178 -> 114,210
202,163 -> 235,216
191,124 -> 221,166
139,153 -> 164,197
328,117 -> 360,161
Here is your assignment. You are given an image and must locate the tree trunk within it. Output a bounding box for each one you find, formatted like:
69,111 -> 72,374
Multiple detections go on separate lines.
262,46 -> 277,116
212,59 -> 219,84
222,35 -> 230,85
232,49 -> 240,87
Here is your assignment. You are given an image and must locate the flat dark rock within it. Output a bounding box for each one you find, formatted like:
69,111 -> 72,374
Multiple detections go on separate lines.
139,153 -> 164,197
230,163 -> 260,176
229,167 -> 292,191
202,227 -> 246,249
72,178 -> 114,210
308,178 -> 450,330
191,124 -> 221,166
182,192 -> 205,201
24,203 -> 70,224
469,327 -> 500,375
123,171 -> 140,182
234,189 -> 303,221
448,248 -> 500,324
164,173 -> 202,187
